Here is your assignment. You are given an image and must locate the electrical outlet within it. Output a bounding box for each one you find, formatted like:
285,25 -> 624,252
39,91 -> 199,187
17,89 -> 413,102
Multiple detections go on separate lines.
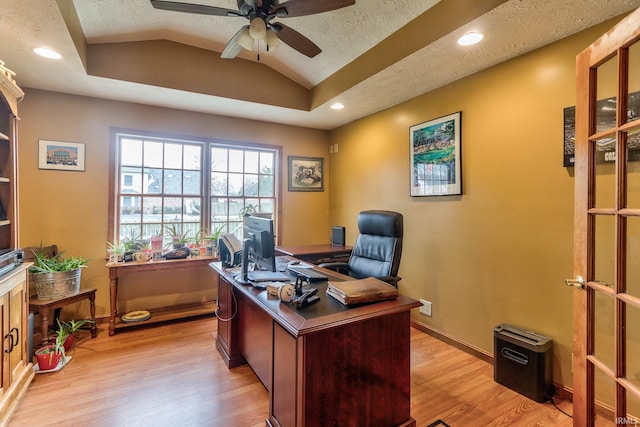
419,299 -> 432,316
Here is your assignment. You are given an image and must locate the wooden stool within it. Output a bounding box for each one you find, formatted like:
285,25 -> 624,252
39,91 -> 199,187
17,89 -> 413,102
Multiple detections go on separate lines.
29,288 -> 98,345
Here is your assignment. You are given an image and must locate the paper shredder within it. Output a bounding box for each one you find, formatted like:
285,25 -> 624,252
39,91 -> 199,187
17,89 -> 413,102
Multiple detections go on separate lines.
494,324 -> 553,402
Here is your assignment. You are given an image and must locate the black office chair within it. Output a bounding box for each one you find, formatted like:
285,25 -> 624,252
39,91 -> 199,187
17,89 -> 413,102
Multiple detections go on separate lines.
319,210 -> 403,287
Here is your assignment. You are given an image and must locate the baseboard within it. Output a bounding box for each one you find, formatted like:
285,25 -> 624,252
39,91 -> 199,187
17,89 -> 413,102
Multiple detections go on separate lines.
410,319 -> 573,403
411,319 -> 493,364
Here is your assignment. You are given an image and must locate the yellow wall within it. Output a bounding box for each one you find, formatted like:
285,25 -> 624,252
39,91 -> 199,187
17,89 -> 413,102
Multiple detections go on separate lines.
328,18 -> 622,388
17,90 -> 330,316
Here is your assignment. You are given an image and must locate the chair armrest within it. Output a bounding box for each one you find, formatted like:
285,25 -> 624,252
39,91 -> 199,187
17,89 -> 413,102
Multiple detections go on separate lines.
317,262 -> 350,274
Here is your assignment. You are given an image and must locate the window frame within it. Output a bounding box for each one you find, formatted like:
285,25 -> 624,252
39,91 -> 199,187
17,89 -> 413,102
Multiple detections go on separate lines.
108,128 -> 283,248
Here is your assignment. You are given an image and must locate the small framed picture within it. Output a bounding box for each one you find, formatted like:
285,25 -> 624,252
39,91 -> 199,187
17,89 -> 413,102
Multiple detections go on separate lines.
410,112 -> 462,197
288,156 -> 324,192
38,140 -> 86,172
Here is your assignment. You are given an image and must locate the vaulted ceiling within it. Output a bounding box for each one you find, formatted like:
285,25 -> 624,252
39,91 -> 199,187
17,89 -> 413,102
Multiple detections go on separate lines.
1,0 -> 639,130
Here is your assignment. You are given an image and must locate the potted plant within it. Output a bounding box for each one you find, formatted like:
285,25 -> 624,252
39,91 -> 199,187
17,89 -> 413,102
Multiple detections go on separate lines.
35,332 -> 67,371
203,224 -> 225,256
30,248 -> 89,299
107,241 -> 124,263
53,318 -> 95,351
165,224 -> 190,249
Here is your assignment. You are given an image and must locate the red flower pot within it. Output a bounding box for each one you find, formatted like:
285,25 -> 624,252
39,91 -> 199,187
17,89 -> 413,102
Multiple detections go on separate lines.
50,333 -> 75,351
35,345 -> 63,371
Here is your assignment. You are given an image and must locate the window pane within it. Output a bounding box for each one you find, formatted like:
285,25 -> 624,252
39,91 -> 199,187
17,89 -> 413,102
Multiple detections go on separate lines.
244,174 -> 259,197
121,167 -> 142,193
229,149 -> 244,173
144,141 -> 163,168
260,152 -> 273,173
184,145 -> 201,171
260,174 -> 273,197
184,197 -> 201,223
164,170 -> 183,195
142,197 -> 163,224
164,197 -> 183,221
245,151 -> 259,173
228,173 -> 243,196
211,147 -> 228,172
121,138 -> 142,166
211,172 -> 228,196
164,143 -> 183,169
183,170 -> 200,195
143,168 -> 162,194
211,198 -> 228,222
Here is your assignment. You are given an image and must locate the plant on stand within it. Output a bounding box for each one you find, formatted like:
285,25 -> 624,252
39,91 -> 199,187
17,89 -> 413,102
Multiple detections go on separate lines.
165,224 -> 190,249
30,248 -> 89,299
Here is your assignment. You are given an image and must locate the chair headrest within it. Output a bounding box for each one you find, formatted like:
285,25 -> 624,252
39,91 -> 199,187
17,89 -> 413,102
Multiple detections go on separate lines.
358,210 -> 403,238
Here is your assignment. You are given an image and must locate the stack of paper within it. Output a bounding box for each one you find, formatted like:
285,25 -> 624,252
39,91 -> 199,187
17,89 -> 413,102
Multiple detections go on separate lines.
326,277 -> 398,305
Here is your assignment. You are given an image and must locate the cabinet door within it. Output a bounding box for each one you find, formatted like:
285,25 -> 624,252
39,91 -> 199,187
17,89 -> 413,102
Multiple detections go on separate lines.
0,292 -> 8,399
8,278 -> 26,383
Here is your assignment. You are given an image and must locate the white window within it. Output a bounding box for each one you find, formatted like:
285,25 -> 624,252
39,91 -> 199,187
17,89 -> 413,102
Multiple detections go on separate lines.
111,131 -> 279,247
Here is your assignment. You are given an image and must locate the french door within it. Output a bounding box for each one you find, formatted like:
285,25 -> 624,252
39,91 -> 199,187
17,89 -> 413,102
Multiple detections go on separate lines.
572,7 -> 640,426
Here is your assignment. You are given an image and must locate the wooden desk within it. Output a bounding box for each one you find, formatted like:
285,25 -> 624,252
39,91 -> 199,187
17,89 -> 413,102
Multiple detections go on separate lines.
106,256 -> 217,336
275,244 -> 352,264
29,287 -> 97,345
212,262 -> 420,427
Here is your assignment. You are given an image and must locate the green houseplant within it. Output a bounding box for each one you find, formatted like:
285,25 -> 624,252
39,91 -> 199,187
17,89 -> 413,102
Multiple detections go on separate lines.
53,318 -> 95,351
35,331 -> 67,371
30,248 -> 89,299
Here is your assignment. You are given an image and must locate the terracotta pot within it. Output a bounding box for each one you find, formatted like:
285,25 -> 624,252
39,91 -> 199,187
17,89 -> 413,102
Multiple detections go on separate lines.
35,345 -> 63,371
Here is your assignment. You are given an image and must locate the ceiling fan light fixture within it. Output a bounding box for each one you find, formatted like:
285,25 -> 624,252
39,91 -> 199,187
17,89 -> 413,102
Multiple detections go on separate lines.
237,27 -> 255,51
266,29 -> 280,50
249,17 -> 267,40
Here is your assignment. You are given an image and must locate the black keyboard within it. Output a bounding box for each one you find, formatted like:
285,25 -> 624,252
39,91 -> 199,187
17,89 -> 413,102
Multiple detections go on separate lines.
287,266 -> 327,281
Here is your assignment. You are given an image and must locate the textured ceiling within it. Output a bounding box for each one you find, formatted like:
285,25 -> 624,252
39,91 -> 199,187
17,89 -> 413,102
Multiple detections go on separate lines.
1,0 -> 639,130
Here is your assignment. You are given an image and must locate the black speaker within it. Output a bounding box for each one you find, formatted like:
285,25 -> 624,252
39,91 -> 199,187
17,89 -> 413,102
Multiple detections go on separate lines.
331,226 -> 345,246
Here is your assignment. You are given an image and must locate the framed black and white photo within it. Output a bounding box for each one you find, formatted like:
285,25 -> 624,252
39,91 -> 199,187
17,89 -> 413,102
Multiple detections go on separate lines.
288,156 -> 324,192
410,112 -> 462,197
38,140 -> 86,171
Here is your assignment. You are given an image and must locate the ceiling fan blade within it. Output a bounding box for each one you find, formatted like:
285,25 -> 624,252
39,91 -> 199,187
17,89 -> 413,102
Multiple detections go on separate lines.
150,0 -> 240,17
221,26 -> 250,59
271,23 -> 321,58
273,0 -> 355,18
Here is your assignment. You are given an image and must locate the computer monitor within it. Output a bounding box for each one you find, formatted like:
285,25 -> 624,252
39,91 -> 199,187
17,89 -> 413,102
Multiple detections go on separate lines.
243,215 -> 276,272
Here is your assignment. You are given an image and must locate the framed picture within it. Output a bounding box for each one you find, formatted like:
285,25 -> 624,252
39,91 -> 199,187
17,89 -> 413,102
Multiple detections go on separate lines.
410,111 -> 462,197
38,140 -> 86,171
288,156 -> 324,192
563,91 -> 640,167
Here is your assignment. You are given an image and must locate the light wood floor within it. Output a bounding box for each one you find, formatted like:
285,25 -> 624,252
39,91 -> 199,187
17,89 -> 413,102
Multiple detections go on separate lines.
10,317 -> 582,426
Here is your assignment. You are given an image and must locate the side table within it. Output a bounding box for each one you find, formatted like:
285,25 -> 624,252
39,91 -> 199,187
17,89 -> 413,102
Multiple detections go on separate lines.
29,288 -> 98,345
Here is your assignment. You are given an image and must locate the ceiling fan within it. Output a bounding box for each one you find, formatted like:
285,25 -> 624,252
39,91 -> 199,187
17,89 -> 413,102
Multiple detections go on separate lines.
150,0 -> 356,59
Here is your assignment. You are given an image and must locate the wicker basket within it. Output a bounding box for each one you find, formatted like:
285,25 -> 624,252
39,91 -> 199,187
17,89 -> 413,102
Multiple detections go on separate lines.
32,269 -> 82,300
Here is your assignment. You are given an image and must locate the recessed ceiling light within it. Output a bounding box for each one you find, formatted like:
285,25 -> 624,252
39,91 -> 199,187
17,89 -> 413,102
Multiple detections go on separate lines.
331,103 -> 344,110
458,32 -> 484,46
33,47 -> 62,59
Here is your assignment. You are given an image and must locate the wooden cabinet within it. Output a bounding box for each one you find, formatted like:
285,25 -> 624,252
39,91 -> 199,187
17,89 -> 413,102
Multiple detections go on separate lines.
0,65 -> 33,425
0,67 -> 22,251
0,265 -> 34,425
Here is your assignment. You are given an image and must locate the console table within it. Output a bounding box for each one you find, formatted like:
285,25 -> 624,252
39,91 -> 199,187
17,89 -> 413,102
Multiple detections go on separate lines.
211,261 -> 420,427
274,244 -> 352,264
106,256 -> 217,335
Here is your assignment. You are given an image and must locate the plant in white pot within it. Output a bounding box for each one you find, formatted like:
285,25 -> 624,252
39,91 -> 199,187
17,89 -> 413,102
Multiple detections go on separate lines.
29,249 -> 89,299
